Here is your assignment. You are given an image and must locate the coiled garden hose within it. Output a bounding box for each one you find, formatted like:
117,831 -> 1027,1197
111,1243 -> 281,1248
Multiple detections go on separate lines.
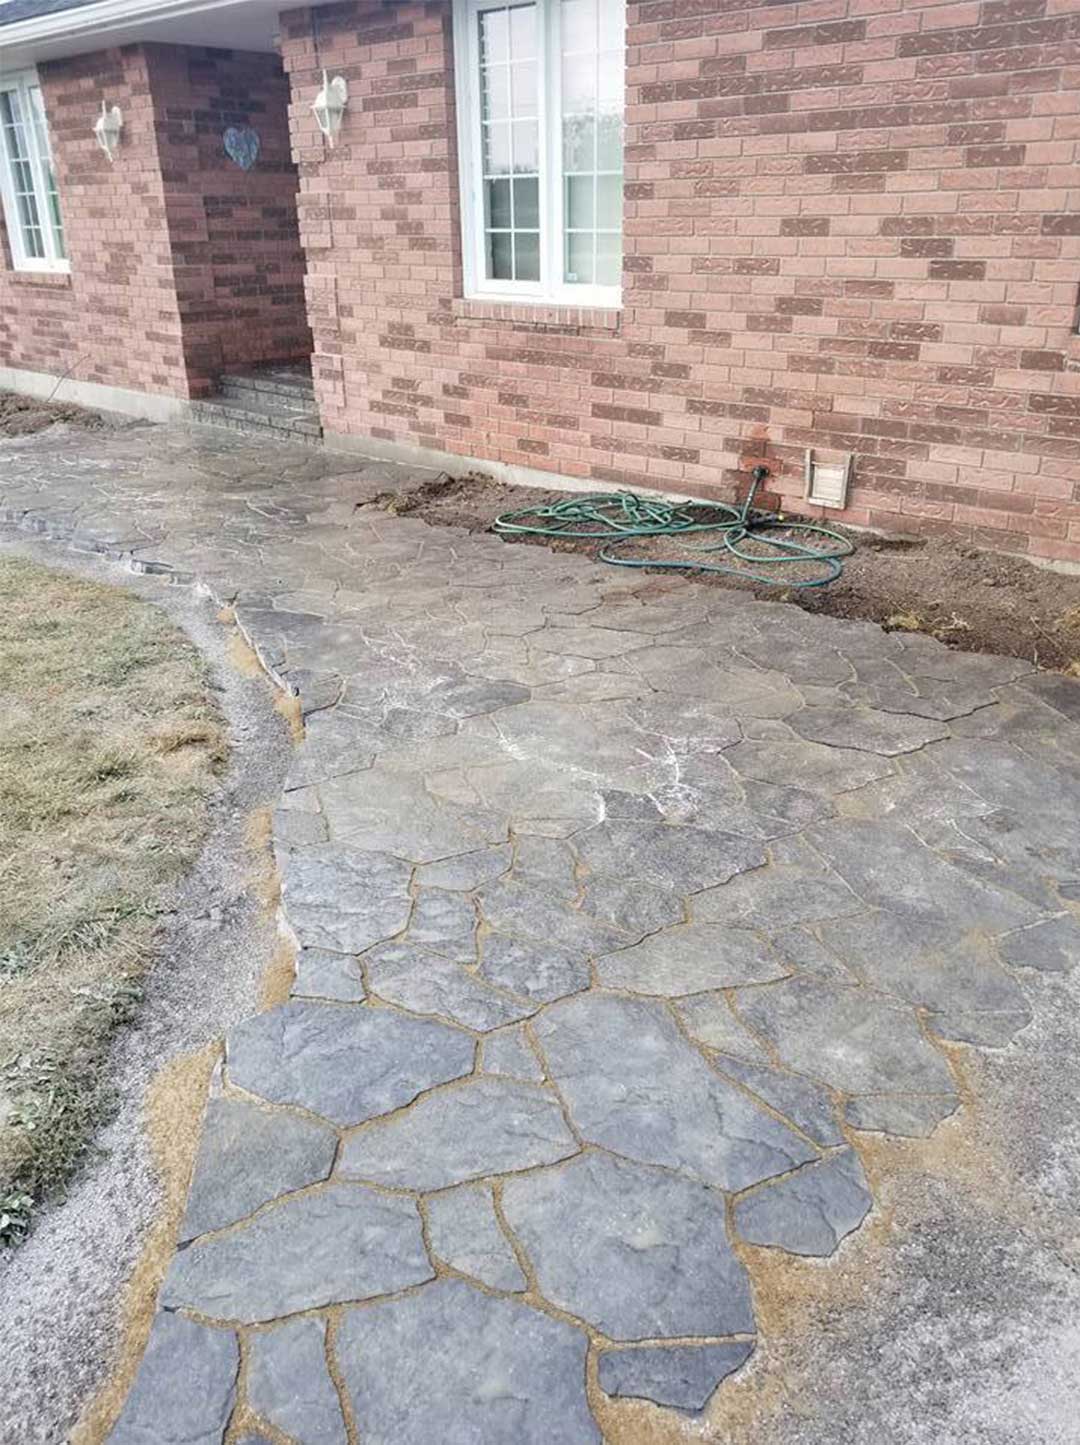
493,467 -> 853,588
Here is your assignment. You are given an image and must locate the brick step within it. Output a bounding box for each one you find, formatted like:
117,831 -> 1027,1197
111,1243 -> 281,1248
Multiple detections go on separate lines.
190,392 -> 322,440
219,379 -> 317,414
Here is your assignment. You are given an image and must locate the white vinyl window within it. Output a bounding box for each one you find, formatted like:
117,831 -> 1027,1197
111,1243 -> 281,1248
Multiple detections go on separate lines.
454,0 -> 625,307
0,70 -> 67,274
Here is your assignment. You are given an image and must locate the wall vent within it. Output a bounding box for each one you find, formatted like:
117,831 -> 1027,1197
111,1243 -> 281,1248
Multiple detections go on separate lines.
805,448 -> 852,510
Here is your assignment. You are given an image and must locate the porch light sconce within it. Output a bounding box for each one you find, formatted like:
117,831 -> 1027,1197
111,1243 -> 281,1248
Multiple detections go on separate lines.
93,101 -> 123,163
311,70 -> 348,147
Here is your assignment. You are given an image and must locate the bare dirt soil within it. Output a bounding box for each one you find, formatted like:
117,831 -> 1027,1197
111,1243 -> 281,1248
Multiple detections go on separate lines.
366,472 -> 1080,674
0,390 -> 108,438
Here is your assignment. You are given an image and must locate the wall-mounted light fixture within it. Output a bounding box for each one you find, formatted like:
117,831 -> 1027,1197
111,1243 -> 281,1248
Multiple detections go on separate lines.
311,70 -> 348,148
93,101 -> 123,163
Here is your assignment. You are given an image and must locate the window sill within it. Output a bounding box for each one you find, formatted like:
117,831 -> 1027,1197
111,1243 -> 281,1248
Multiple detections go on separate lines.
9,268 -> 72,289
451,297 -> 622,334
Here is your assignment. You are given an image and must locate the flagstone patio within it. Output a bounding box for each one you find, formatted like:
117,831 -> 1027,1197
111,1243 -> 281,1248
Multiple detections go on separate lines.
2,419 -> 1078,1442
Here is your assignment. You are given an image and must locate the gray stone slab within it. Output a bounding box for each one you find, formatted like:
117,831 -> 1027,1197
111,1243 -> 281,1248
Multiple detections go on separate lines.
578,873 -> 685,937
534,994 -> 816,1191
734,1147 -> 872,1256
162,1185 -> 432,1323
845,1093 -> 960,1138
736,977 -> 957,1096
502,1152 -> 754,1339
291,947 -> 366,1002
478,931 -> 590,1003
483,1025 -> 545,1081
673,993 -> 770,1062
817,910 -> 1029,1023
336,1278 -> 599,1444
574,819 -> 766,892
281,845 -> 412,953
339,1077 -> 578,1190
247,1317 -> 346,1445
365,942 -> 534,1030
320,769 -> 508,862
596,923 -> 787,995
107,1312 -> 238,1445
407,889 -> 478,961
713,1055 -> 845,1148
478,878 -> 627,954
597,1342 -> 754,1413
791,705 -> 949,755
426,1183 -> 526,1290
809,819 -> 1039,934
180,1097 -> 337,1242
927,1008 -> 1033,1047
415,845 -> 512,891
227,1001 -> 474,1126
694,867 -> 863,933
511,834 -> 579,897
999,916 -> 1080,973
726,738 -> 894,795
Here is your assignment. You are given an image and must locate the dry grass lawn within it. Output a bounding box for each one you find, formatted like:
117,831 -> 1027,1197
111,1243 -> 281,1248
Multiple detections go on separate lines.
0,557 -> 227,1246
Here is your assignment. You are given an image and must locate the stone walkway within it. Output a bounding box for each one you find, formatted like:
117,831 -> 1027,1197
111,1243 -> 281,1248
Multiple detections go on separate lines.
2,420 -> 1079,1442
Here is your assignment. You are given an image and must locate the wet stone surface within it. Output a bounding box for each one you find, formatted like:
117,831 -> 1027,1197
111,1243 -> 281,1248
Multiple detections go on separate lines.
7,423 -> 1075,1441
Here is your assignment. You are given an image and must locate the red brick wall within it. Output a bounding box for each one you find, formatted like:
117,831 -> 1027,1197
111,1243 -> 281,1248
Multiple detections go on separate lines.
0,45 -> 190,398
146,45 -> 311,389
281,0 -> 1080,564
0,43 -> 309,401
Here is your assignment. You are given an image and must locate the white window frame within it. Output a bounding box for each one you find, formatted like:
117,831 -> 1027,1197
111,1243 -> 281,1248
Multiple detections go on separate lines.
453,0 -> 623,309
0,68 -> 68,275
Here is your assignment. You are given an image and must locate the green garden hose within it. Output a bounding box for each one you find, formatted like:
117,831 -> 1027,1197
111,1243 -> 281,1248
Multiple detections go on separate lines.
493,468 -> 853,588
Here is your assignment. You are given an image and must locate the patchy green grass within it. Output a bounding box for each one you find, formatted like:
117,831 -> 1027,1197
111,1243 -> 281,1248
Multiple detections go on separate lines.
0,557 -> 227,1245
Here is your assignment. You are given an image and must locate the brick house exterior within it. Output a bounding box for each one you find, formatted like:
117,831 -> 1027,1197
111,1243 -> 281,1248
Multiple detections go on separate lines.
2,0 -> 1080,562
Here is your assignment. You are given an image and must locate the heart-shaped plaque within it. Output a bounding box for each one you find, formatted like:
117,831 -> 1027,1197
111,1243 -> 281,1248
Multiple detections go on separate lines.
223,125 -> 260,171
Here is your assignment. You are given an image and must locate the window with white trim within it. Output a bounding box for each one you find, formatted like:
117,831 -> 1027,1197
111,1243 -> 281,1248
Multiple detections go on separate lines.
0,71 -> 67,273
454,0 -> 625,307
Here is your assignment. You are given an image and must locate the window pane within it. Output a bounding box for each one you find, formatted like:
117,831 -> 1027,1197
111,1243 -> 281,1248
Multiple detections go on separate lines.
486,177 -> 512,228
511,118 -> 538,173
509,3 -> 536,59
483,121 -> 512,174
515,231 -> 540,281
487,229 -> 513,280
481,65 -> 510,120
560,0 -> 624,290
480,8 -> 510,64
513,176 -> 539,229
565,231 -> 594,285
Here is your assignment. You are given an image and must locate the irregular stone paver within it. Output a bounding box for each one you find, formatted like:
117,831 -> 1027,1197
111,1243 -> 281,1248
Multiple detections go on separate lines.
736,977 -> 957,1097
598,1342 -> 754,1413
246,1317 -> 347,1445
733,1148 -> 872,1256
339,1077 -> 578,1190
845,1094 -> 960,1138
673,993 -> 770,1062
999,915 -> 1080,973
502,1152 -> 754,1339
535,994 -> 816,1190
791,705 -> 949,755
478,932 -> 591,1003
426,1183 -> 526,1290
180,1097 -> 337,1241
280,844 -> 411,953
227,1001 -> 474,1126
107,1312 -> 238,1444
163,1185 -> 432,1322
597,923 -> 787,994
336,1278 -> 599,1444
291,946 -> 366,1002
483,1025 -> 545,1081
713,1055 -> 845,1148
364,941 -> 534,1030
10,421 -> 1080,1438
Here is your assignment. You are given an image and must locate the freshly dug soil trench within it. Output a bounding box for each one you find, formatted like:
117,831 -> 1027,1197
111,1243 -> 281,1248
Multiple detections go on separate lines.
0,390 -> 108,438
366,472 -> 1080,674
